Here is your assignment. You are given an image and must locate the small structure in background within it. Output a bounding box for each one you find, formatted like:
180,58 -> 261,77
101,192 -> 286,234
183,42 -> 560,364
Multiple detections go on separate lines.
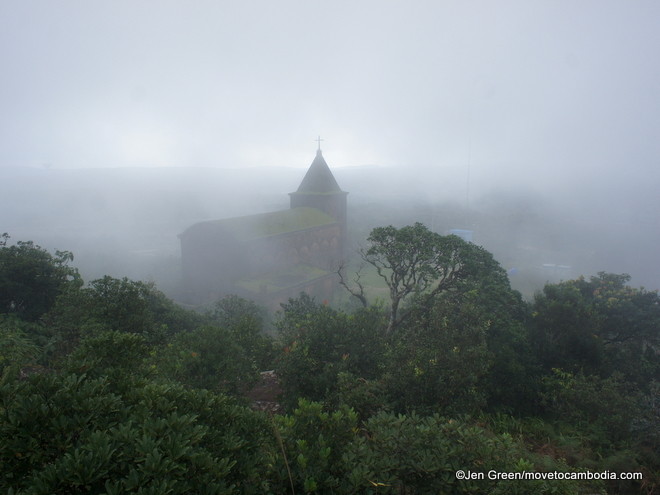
179,147 -> 348,308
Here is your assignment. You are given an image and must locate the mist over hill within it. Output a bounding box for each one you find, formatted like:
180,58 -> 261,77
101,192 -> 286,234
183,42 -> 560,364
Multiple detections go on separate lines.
2,164 -> 659,299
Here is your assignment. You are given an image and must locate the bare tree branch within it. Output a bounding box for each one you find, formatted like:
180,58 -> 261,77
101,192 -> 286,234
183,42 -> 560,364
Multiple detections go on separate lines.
336,261 -> 368,308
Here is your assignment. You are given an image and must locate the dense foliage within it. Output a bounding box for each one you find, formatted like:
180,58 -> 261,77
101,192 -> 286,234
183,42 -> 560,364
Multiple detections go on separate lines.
1,229 -> 657,494
0,234 -> 80,322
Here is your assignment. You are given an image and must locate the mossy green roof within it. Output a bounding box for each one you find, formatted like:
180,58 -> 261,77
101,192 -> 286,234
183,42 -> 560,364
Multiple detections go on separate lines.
182,206 -> 336,241
236,264 -> 332,293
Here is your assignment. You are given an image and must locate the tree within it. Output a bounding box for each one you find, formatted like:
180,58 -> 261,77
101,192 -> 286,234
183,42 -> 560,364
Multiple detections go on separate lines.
346,223 -> 507,333
208,295 -> 275,370
83,276 -> 188,342
383,290 -> 493,414
275,294 -> 387,409
155,324 -> 259,394
0,315 -> 39,383
44,276 -> 202,357
531,273 -> 660,387
64,330 -> 150,381
0,237 -> 80,321
540,369 -> 642,443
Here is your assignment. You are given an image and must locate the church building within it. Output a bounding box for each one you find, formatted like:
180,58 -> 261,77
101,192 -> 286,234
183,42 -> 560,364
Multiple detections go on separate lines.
179,147 -> 347,307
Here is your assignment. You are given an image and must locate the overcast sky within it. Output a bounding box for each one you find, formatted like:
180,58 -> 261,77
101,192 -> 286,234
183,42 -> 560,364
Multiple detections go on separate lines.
1,0 -> 658,186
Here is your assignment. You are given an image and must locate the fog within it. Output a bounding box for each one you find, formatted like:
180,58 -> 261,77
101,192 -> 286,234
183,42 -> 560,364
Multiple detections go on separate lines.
1,1 -> 659,298
2,163 -> 659,299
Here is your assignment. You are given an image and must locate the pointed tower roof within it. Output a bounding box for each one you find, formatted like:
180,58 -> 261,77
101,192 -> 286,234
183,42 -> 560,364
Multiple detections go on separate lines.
295,149 -> 343,194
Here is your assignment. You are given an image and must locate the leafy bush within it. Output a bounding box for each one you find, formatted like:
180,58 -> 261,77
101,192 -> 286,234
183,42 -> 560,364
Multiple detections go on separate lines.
531,273 -> 660,387
383,292 -> 492,414
275,295 -> 386,410
0,373 -> 271,494
327,372 -> 391,420
208,295 -> 275,370
42,276 -> 204,362
271,399 -> 359,493
541,369 -> 642,444
346,413 -> 596,495
154,324 -> 259,394
64,330 -> 150,382
0,238 -> 80,321
0,315 -> 40,383
269,402 -> 596,495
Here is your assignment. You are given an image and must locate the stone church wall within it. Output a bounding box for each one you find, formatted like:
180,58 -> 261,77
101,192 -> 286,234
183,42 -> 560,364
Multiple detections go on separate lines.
180,222 -> 343,305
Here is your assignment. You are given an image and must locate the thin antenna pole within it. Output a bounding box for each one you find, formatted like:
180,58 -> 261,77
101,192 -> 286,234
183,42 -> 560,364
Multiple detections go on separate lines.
466,134 -> 471,211
466,100 -> 473,212
459,90 -> 475,234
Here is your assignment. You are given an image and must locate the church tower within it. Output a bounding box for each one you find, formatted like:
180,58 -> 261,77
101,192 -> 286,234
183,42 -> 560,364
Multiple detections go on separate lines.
289,147 -> 347,225
289,146 -> 348,260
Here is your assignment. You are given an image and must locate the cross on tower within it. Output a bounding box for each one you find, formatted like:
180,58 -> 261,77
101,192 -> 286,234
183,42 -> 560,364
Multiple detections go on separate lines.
315,135 -> 324,151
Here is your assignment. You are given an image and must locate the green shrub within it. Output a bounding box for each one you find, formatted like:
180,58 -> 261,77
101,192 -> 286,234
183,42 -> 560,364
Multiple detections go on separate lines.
346,413 -> 597,495
0,373 -> 271,494
275,295 -> 386,409
270,399 -> 359,494
154,324 -> 259,394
